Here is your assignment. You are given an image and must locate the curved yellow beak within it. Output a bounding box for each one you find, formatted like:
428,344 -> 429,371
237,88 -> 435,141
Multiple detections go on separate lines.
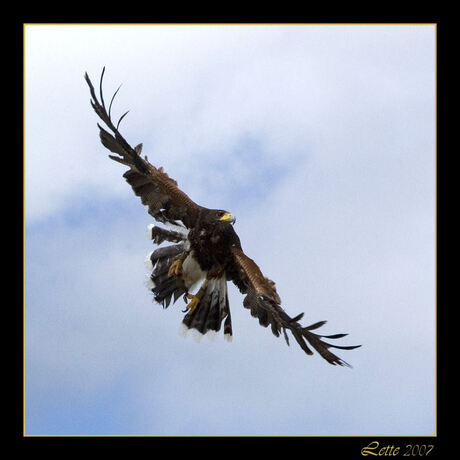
219,212 -> 236,224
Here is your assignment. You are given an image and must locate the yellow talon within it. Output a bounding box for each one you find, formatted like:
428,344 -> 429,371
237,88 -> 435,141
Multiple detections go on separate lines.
168,259 -> 183,277
184,294 -> 200,314
182,279 -> 209,314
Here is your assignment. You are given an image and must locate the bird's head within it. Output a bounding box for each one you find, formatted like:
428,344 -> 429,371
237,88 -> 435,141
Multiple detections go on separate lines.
210,209 -> 236,226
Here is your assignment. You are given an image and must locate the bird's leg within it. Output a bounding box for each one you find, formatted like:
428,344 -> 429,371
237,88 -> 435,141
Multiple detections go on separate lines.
183,278 -> 209,314
168,251 -> 189,278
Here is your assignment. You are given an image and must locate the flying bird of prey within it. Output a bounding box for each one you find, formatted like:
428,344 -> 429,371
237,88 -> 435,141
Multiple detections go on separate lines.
85,68 -> 360,366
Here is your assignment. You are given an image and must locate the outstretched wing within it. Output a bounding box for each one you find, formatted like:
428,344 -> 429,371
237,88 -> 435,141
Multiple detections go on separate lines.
230,247 -> 361,366
85,68 -> 202,228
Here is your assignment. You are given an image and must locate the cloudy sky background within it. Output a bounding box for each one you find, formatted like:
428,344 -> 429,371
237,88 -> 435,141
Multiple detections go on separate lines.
25,24 -> 436,435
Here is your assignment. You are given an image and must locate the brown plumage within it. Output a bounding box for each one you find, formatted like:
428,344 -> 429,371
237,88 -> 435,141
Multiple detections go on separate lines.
85,68 -> 361,366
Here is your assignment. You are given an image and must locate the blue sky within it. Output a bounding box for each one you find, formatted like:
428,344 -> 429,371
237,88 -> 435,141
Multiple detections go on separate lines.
25,24 -> 435,435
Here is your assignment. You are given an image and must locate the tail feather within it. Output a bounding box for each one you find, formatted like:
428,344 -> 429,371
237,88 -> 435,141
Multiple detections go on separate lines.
182,278 -> 232,339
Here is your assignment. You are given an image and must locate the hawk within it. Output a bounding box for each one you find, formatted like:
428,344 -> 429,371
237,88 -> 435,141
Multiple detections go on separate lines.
85,68 -> 360,366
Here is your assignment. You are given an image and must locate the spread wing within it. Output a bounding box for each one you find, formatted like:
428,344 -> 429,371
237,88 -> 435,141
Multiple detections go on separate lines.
230,247 -> 361,366
85,68 -> 202,228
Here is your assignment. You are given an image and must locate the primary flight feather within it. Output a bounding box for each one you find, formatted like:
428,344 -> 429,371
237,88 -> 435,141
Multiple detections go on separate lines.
85,68 -> 361,366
